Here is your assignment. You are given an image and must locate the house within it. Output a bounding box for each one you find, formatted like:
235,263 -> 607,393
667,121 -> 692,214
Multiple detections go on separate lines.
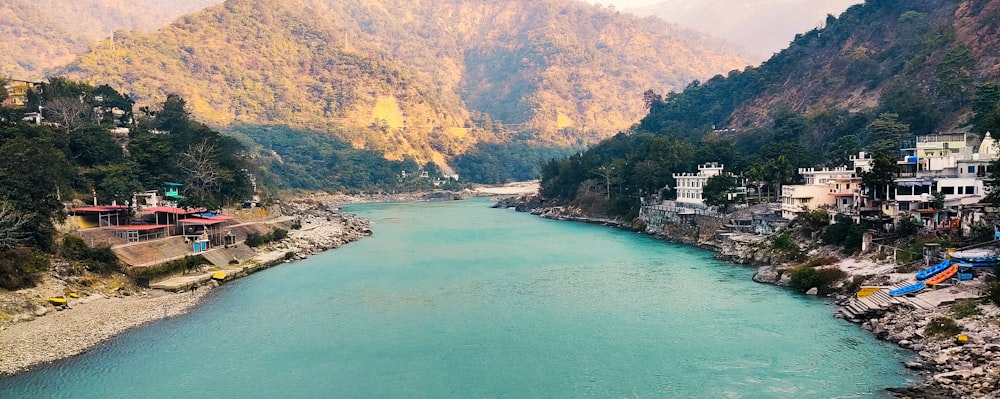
673,162 -> 725,207
780,152 -> 875,220
2,79 -> 43,108
894,133 -> 995,213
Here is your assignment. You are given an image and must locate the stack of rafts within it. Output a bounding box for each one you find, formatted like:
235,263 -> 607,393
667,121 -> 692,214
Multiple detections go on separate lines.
889,247 -> 1000,296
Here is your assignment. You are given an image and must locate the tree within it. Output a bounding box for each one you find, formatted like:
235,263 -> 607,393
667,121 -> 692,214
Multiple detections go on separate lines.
863,154 -> 898,201
0,201 -> 30,250
178,140 -> 231,203
43,97 -> 93,133
935,45 -> 976,108
702,174 -> 738,210
867,113 -> 910,156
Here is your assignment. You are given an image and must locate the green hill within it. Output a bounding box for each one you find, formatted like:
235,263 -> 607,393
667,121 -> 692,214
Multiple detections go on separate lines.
541,0 -> 1000,217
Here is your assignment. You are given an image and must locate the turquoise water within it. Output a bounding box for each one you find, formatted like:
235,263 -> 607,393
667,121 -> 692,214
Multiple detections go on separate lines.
0,199 -> 912,398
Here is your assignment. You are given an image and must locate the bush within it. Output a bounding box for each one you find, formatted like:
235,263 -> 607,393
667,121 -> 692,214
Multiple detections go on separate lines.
129,255 -> 207,286
59,236 -> 120,274
771,233 -> 798,253
951,301 -> 981,319
924,316 -> 961,338
273,228 -> 288,240
283,251 -> 296,260
0,248 -> 50,290
822,215 -> 865,254
788,266 -> 848,294
985,282 -> 1000,306
797,209 -> 829,233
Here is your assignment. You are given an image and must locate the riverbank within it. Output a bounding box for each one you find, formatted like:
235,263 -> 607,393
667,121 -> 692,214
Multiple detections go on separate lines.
0,196 -> 373,377
494,195 -> 1000,398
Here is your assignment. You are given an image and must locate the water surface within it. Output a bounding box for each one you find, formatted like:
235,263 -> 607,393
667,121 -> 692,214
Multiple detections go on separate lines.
0,199 -> 912,398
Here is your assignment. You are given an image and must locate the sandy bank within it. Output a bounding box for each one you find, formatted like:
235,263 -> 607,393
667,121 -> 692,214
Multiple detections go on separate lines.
0,197 -> 372,377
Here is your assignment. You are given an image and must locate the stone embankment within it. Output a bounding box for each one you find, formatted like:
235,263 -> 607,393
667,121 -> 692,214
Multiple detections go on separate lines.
495,194 -> 1000,398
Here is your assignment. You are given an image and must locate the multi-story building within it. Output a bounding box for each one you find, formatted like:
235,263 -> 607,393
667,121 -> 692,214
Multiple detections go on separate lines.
780,152 -> 874,220
673,162 -> 724,207
894,133 -> 996,212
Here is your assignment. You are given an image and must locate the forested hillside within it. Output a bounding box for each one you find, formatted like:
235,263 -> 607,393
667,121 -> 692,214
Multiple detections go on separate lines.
541,0 -> 1000,217
0,0 -> 221,79
62,0 -> 748,165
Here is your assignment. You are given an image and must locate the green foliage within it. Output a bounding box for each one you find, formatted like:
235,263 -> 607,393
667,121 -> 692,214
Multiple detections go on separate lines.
822,215 -> 866,254
701,174 -> 738,209
245,228 -> 288,247
924,316 -> 962,338
770,233 -> 799,253
232,124 -> 441,192
129,255 -> 207,286
788,266 -> 848,294
60,236 -> 119,274
986,281 -> 1000,307
0,247 -> 50,290
951,301 -> 981,319
453,143 -> 578,184
862,154 -> 899,201
797,209 -> 829,233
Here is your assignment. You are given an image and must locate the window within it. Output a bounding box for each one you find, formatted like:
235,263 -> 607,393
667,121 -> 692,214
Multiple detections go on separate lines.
969,166 -> 976,174
941,186 -> 954,195
966,186 -> 976,195
958,187 -> 964,194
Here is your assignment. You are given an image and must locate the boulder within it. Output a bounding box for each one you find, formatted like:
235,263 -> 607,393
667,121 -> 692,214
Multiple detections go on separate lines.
752,266 -> 780,284
805,287 -> 819,295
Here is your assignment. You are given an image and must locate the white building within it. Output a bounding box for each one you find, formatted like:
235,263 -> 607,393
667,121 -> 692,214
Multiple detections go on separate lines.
780,152 -> 874,220
894,133 -> 996,212
673,162 -> 725,207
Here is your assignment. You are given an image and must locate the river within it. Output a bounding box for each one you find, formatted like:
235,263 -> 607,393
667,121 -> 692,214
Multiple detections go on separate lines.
0,198 -> 912,398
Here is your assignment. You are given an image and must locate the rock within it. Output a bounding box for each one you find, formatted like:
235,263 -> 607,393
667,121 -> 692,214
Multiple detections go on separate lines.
33,306 -> 47,317
904,361 -> 924,369
805,287 -> 819,295
752,266 -> 779,284
933,370 -> 972,383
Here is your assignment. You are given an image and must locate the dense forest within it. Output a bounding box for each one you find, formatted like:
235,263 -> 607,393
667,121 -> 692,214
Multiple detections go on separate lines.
0,78 -> 250,289
60,0 -> 748,165
541,0 -> 1000,218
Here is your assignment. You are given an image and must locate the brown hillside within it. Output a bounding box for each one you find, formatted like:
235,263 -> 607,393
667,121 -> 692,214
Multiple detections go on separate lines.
62,0 -> 749,162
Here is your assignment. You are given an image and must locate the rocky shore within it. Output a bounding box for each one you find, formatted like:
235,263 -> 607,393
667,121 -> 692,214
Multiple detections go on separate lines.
495,194 -> 1000,398
0,195 -> 374,377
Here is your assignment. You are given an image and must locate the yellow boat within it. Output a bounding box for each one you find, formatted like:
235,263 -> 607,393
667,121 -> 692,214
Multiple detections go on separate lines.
68,292 -> 79,298
212,272 -> 227,281
48,297 -> 67,306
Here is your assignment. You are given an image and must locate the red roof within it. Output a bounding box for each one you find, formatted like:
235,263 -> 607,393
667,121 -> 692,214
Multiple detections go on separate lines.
178,217 -> 226,226
72,206 -> 128,213
143,206 -> 193,215
105,224 -> 172,231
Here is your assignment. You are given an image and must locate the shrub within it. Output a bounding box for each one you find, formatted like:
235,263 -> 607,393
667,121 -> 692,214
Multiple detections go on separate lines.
283,251 -> 296,260
771,233 -> 798,253
59,236 -> 120,274
798,209 -> 829,233
273,228 -> 288,240
924,316 -> 961,338
788,266 -> 848,294
951,301 -> 981,319
985,282 -> 1000,306
129,255 -> 207,286
822,215 -> 865,254
0,248 -> 50,290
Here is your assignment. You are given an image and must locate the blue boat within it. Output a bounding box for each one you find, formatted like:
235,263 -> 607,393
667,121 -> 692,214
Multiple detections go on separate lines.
916,260 -> 951,280
889,281 -> 926,296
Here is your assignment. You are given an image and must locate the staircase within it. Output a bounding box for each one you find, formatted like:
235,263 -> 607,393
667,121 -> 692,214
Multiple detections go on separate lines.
839,282 -> 936,321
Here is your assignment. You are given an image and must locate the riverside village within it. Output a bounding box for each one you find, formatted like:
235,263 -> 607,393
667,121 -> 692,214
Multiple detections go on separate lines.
498,131 -> 1000,397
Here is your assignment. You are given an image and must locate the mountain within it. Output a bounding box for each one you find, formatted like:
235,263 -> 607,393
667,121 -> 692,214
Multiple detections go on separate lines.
61,0 -> 749,164
541,0 -> 1000,217
0,0 -> 221,80
626,0 -> 861,62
